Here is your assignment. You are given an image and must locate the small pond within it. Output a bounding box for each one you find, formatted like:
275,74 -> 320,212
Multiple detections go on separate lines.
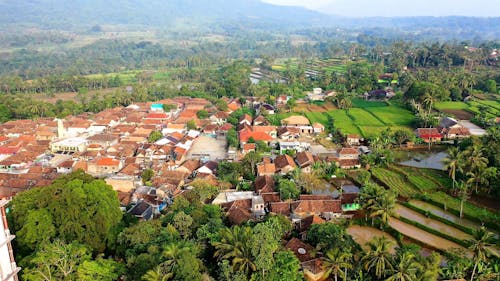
395,148 -> 448,170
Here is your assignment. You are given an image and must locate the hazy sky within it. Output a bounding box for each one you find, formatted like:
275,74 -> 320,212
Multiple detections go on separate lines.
263,0 -> 500,17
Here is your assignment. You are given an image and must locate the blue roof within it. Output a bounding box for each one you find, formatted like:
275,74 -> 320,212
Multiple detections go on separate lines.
151,103 -> 163,109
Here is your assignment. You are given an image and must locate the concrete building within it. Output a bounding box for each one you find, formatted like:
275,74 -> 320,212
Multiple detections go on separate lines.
0,199 -> 20,281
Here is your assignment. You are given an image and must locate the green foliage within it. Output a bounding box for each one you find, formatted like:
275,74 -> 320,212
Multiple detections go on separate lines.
187,120 -> 197,130
9,171 -> 122,254
306,223 -> 356,252
77,257 -> 125,281
276,179 -> 300,200
196,109 -> 209,119
148,130 -> 163,143
141,168 -> 154,185
226,128 -> 239,148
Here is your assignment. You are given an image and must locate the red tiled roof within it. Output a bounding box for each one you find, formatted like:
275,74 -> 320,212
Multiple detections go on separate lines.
239,130 -> 273,142
416,128 -> 442,139
285,238 -> 315,262
145,113 -> 169,119
96,157 -> 121,167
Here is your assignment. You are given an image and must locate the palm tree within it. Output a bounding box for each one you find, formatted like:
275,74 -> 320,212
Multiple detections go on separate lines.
142,265 -> 173,281
467,227 -> 498,281
386,252 -> 421,281
369,190 -> 396,227
456,181 -> 470,218
442,147 -> 463,191
357,183 -> 385,225
361,236 -> 395,279
322,248 -> 353,281
213,226 -> 256,275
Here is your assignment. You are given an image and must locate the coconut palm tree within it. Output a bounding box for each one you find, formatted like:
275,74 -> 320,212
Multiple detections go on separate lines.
369,190 -> 396,227
322,248 -> 353,281
142,265 -> 173,281
386,252 -> 421,281
467,227 -> 498,281
361,236 -> 395,279
357,183 -> 386,225
442,147 -> 463,191
456,181 -> 471,218
213,226 -> 256,275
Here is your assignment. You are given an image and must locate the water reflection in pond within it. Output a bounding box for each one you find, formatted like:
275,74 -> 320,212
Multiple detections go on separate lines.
396,149 -> 448,170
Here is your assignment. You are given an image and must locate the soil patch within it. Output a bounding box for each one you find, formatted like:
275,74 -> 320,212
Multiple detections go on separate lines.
440,109 -> 473,120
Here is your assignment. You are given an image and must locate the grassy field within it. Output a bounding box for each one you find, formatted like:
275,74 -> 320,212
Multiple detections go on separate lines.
365,106 -> 414,126
434,100 -> 500,120
327,110 -> 362,135
351,98 -> 387,108
305,112 -> 328,125
347,108 -> 385,126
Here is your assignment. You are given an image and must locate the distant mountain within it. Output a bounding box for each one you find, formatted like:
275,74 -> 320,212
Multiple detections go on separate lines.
0,0 -> 331,30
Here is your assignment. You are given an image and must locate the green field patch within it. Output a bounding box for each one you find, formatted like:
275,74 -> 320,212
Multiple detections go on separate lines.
371,167 -> 418,197
305,112 -> 328,126
365,106 -> 414,125
351,98 -> 387,108
347,108 -> 385,126
327,110 -> 362,135
358,126 -> 388,137
434,101 -> 470,110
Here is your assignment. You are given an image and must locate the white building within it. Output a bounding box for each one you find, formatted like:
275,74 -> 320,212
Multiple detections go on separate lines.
0,200 -> 20,281
50,137 -> 88,153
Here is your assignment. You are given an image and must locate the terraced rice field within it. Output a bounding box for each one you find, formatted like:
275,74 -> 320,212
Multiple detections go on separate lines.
364,106 -> 414,125
347,225 -> 397,253
407,200 -> 482,230
347,108 -> 385,126
327,110 -> 362,135
389,218 -> 467,252
370,167 -> 418,197
395,204 -> 472,240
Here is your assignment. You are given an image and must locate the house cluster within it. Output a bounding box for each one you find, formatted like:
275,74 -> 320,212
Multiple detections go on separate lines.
211,172 -> 360,281
415,117 -> 471,142
0,97 -> 241,218
237,114 -> 325,155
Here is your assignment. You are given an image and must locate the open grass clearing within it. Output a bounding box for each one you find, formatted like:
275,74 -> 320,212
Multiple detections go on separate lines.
305,112 -> 328,126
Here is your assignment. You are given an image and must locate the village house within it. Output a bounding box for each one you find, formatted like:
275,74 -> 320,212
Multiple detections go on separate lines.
415,128 -> 442,143
306,88 -> 326,102
346,134 -> 361,146
274,154 -> 297,174
87,157 -> 124,176
255,103 -> 275,115
252,115 -> 269,126
209,111 -> 229,125
50,137 -> 88,153
279,141 -> 310,154
86,134 -> 119,149
256,159 -> 276,177
281,115 -> 313,134
437,117 -> 471,139
312,123 -> 325,134
336,147 -> 361,169
295,151 -> 315,173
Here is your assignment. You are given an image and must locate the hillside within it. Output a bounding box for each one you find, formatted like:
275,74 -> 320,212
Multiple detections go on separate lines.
0,0 -> 330,30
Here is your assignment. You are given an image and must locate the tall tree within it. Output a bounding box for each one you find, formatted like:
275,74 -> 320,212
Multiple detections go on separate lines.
467,227 -> 498,281
442,147 -> 463,190
361,236 -> 395,279
322,248 -> 353,281
386,252 -> 421,281
213,226 -> 256,276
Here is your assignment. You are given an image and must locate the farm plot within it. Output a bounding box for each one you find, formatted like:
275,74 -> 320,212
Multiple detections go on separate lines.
347,108 -> 385,126
327,110 -> 362,135
305,112 -> 328,126
351,98 -> 387,108
365,106 -> 414,125
370,167 -> 418,197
